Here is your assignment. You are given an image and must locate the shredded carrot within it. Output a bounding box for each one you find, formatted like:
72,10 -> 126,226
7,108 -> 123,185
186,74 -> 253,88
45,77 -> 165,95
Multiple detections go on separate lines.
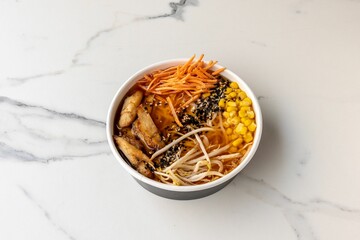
144,74 -> 152,81
155,95 -> 166,102
212,67 -> 226,75
180,54 -> 196,73
204,61 -> 218,70
137,54 -> 225,128
181,94 -> 200,108
137,54 -> 221,103
185,90 -> 192,97
166,97 -> 183,127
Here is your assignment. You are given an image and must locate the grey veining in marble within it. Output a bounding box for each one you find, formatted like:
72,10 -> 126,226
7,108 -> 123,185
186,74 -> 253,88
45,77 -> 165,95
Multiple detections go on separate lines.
0,0 -> 360,239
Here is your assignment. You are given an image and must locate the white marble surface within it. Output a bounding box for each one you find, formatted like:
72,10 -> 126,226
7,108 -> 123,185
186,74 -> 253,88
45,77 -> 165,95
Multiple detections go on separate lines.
1,0 -> 360,239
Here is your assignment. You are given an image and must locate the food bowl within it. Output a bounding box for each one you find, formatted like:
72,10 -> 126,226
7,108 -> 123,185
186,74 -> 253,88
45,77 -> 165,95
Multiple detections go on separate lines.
106,58 -> 262,200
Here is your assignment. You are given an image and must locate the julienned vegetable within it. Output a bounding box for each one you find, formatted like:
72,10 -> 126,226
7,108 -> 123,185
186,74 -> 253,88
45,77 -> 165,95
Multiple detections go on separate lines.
113,54 -> 257,186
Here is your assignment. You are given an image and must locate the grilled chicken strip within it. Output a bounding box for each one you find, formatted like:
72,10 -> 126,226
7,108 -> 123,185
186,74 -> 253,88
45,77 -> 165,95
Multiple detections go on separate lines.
132,106 -> 165,152
114,136 -> 154,178
119,127 -> 143,150
119,90 -> 143,128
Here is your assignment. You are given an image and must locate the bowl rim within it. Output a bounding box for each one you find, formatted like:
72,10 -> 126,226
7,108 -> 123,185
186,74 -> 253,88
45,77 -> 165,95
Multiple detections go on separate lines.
106,58 -> 262,192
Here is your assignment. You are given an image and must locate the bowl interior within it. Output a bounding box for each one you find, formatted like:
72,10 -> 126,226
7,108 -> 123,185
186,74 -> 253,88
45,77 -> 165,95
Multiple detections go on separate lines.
106,59 -> 262,192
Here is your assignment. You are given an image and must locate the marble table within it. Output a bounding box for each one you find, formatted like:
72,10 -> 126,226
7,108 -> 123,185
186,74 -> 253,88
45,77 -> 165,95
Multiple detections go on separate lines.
1,0 -> 360,239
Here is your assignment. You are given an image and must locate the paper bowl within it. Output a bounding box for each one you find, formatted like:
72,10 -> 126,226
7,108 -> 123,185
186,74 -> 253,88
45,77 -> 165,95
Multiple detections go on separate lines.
106,59 -> 262,200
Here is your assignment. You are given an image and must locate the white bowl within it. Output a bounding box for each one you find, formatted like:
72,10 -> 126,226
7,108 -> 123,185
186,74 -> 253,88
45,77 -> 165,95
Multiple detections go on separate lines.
106,59 -> 263,200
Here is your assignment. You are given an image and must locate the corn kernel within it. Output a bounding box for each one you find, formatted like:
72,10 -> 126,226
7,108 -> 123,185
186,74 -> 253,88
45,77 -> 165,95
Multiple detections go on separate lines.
230,82 -> 239,89
241,106 -> 250,111
227,106 -> 237,112
218,99 -> 225,108
226,101 -> 237,107
240,100 -> 251,107
238,109 -> 247,117
229,111 -> 237,118
244,98 -> 252,104
244,119 -> 252,127
223,122 -> 229,128
241,117 -> 247,123
232,137 -> 243,147
223,112 -> 230,118
240,126 -> 248,135
240,98 -> 252,106
229,92 -> 237,98
248,122 -> 257,132
226,95 -> 232,99
247,110 -> 255,119
225,87 -> 233,94
202,92 -> 210,98
231,117 -> 241,125
235,123 -> 244,134
229,146 -> 238,153
230,134 -> 238,140
235,89 -> 241,93
238,91 -> 247,100
244,132 -> 253,143
226,128 -> 233,135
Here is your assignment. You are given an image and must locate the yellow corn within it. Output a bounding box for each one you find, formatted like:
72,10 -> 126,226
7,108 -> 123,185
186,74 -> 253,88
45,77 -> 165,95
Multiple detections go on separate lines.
235,123 -> 244,134
226,117 -> 232,125
226,101 -> 237,107
229,92 -> 237,98
241,106 -> 250,111
232,137 -> 243,147
245,97 -> 252,104
244,119 -> 252,127
239,125 -> 247,135
226,128 -> 233,135
227,106 -> 237,112
225,87 -> 233,94
221,81 -> 256,146
244,132 -> 253,143
229,146 -> 238,153
218,99 -> 225,108
247,110 -> 255,119
202,92 -> 210,98
231,117 -> 241,125
230,82 -> 239,89
230,134 -> 238,140
248,122 -> 257,132
238,91 -> 247,100
242,97 -> 252,106
238,109 -> 247,117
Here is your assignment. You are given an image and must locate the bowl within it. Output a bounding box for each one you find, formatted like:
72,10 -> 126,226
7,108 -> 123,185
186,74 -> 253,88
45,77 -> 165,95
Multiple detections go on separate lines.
106,58 -> 262,200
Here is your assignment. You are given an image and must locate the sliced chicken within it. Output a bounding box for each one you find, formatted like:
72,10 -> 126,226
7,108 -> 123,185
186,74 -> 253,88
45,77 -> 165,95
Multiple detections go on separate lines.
114,136 -> 154,178
119,127 -> 143,150
132,106 -> 165,152
143,94 -> 155,114
119,90 -> 143,128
